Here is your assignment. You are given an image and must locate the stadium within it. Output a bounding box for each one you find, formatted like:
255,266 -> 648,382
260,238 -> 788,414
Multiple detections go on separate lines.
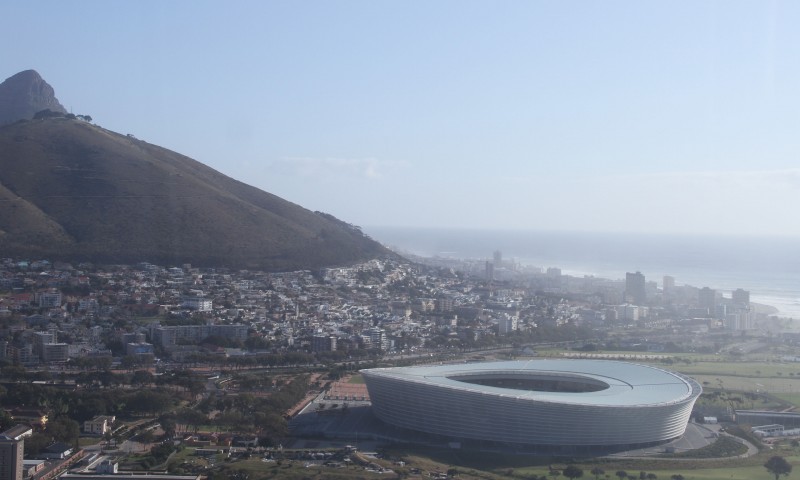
361,359 -> 702,451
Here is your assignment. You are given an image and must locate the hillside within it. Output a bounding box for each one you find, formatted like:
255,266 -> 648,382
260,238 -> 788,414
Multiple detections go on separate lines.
0,117 -> 391,270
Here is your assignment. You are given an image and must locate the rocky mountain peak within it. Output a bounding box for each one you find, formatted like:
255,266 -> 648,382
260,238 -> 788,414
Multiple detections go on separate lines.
0,69 -> 67,125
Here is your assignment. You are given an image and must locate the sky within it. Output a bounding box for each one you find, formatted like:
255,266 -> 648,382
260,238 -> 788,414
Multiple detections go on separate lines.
3,1 -> 800,237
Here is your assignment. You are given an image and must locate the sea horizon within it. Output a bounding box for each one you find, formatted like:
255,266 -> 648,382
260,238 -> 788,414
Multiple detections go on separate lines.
366,226 -> 800,319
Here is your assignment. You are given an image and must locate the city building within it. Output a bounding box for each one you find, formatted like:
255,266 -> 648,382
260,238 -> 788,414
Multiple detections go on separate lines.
497,314 -> 518,335
732,288 -> 750,306
37,291 -> 62,308
149,324 -> 248,347
435,297 -> 453,313
311,335 -> 336,353
182,297 -> 212,312
363,327 -> 388,351
698,287 -> 716,316
493,250 -> 502,268
41,343 -> 69,363
126,342 -> 155,356
663,275 -> 675,295
485,261 -> 494,281
0,425 -> 32,480
625,272 -> 646,305
83,416 -> 116,436
362,360 -> 701,451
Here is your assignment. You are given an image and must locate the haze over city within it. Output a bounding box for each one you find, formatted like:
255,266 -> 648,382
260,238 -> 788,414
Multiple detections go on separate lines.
5,4 -> 800,476
4,1 -> 800,236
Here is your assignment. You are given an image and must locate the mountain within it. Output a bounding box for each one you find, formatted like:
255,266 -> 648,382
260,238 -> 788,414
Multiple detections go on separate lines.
0,117 -> 392,270
0,70 -> 67,125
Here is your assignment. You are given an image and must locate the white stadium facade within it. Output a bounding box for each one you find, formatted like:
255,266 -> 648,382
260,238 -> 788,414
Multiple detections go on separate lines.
362,359 -> 702,451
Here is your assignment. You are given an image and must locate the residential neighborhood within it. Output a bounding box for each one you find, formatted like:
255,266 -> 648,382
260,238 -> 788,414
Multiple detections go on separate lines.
0,254 -> 781,479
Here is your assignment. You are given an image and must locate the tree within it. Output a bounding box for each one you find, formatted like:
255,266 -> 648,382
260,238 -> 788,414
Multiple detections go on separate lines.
646,475 -> 657,480
131,370 -> 153,387
46,416 -> 80,446
590,468 -> 605,480
0,409 -> 13,431
159,413 -> 177,439
616,472 -> 628,480
563,465 -> 583,480
670,475 -> 684,480
23,433 -> 50,456
765,456 -> 792,480
33,109 -> 64,119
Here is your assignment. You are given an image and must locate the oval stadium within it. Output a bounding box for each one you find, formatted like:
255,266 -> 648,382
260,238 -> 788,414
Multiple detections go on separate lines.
361,359 -> 702,450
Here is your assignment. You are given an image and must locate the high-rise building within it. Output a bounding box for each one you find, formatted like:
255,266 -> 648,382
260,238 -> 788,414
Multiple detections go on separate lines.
312,335 -> 336,352
485,261 -> 494,281
364,328 -> 388,351
0,425 -> 32,480
698,287 -> 717,316
435,297 -> 454,313
732,288 -> 750,306
36,291 -> 62,309
625,272 -> 646,305
493,250 -> 503,268
497,314 -> 518,335
546,267 -> 561,277
662,276 -> 675,294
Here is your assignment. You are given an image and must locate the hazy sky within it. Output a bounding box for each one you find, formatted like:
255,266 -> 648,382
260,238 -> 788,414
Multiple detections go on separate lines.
3,1 -> 800,236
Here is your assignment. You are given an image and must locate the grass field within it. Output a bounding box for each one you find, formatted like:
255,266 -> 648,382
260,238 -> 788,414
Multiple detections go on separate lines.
387,447 -> 800,480
673,362 -> 800,378
210,457 -> 390,480
77,437 -> 101,447
347,374 -> 365,384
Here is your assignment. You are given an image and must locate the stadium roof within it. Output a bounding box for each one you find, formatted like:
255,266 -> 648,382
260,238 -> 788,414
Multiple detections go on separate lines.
366,359 -> 697,407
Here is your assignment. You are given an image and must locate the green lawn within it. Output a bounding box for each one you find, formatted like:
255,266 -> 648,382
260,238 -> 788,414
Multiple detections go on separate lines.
78,437 -> 102,447
771,392 -> 800,408
347,374 -> 365,384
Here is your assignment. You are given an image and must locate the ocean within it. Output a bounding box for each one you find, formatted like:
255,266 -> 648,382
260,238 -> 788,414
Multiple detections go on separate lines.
366,227 -> 800,319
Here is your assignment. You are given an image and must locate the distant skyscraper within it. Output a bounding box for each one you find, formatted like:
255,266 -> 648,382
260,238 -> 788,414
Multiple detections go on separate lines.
732,288 -> 750,306
493,250 -> 503,268
698,287 -> 716,316
546,267 -> 561,277
625,272 -> 647,305
663,276 -> 675,294
485,261 -> 494,281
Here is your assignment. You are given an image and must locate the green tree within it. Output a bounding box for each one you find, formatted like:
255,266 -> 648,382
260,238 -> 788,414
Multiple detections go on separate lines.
23,433 -> 50,456
126,390 -> 173,415
764,456 -> 792,480
670,475 -> 684,480
159,413 -> 177,439
590,468 -> 605,480
0,409 -> 13,431
46,416 -> 80,446
616,472 -> 628,480
563,465 -> 583,480
131,370 -> 153,387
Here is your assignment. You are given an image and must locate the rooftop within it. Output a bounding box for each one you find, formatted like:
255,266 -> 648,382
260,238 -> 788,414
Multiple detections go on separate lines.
363,359 -> 701,407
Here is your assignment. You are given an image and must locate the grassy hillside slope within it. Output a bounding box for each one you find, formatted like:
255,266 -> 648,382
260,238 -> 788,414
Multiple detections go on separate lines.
0,118 -> 390,270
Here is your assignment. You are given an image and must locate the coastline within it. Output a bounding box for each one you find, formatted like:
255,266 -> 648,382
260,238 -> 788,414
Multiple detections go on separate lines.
371,227 -> 800,320
396,249 -> 793,321
751,302 -> 779,317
